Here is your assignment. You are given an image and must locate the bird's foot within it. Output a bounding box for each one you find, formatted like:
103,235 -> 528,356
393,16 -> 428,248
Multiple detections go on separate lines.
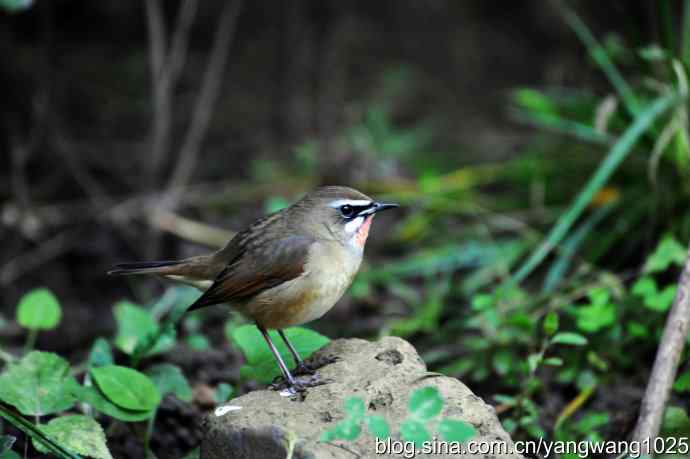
293,354 -> 339,376
270,372 -> 330,395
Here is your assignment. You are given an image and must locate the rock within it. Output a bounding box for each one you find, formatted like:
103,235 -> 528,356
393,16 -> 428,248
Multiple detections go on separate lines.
201,337 -> 521,459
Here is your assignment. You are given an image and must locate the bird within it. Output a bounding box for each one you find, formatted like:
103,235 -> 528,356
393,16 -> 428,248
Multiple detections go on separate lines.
109,186 -> 398,392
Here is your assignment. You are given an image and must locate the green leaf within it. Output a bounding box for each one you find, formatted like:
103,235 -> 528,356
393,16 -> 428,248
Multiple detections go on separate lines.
228,325 -> 329,383
146,364 -> 192,402
113,301 -> 158,355
88,338 -> 113,368
0,404 -> 78,459
543,312 -> 559,336
644,235 -> 687,273
400,418 -> 430,447
438,419 -> 476,443
67,380 -> 154,422
345,397 -> 365,420
575,301 -> 616,333
645,286 -> 677,312
492,351 -> 512,376
632,276 -> 657,297
185,334 -> 210,351
321,418 -> 362,442
0,450 -> 20,459
364,415 -> 390,439
214,383 -> 234,404
91,365 -> 160,411
674,370 -> 690,393
543,357 -> 563,367
527,353 -> 542,373
408,387 -> 443,420
551,332 -> 588,346
511,93 -> 679,284
16,288 -> 61,331
33,415 -> 112,459
0,351 -> 75,416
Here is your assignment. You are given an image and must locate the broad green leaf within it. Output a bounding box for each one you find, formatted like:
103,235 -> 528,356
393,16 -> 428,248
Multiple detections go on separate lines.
33,415 -> 112,459
228,325 -> 329,383
214,383 -> 234,404
575,301 -> 615,333
345,397 -> 365,420
91,365 -> 160,411
644,235 -> 687,273
400,418 -> 430,447
0,404 -> 78,459
88,338 -> 113,368
543,312 -> 559,336
0,450 -> 20,459
16,288 -> 61,331
551,332 -> 588,346
438,419 -> 476,442
67,380 -> 154,422
408,387 -> 443,420
146,364 -> 192,402
113,301 -> 157,355
364,415 -> 390,439
0,351 -> 75,416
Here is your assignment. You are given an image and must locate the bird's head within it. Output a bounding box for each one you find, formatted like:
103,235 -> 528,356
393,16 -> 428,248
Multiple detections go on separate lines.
291,186 -> 398,249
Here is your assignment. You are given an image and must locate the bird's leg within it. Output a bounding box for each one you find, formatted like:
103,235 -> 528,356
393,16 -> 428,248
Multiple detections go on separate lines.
278,329 -> 314,375
257,325 -> 302,393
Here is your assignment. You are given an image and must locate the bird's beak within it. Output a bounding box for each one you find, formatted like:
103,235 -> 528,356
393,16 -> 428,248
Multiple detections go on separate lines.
358,202 -> 399,216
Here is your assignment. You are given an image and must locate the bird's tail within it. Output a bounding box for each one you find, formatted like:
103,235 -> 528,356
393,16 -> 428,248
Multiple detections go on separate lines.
108,260 -> 185,276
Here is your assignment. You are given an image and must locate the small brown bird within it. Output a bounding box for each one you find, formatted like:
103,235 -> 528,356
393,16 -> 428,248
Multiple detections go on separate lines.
109,186 -> 397,392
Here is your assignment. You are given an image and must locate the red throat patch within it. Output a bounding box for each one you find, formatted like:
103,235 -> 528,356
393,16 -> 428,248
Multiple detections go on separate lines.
354,215 -> 374,248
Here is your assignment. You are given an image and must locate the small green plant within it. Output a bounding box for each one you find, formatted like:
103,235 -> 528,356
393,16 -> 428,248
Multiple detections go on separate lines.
321,386 -> 476,447
16,288 -> 62,351
0,287 -> 205,458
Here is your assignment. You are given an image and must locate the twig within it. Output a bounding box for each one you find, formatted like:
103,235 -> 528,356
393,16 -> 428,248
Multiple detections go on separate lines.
165,0 -> 244,208
632,245 -> 690,451
150,210 -> 233,248
145,0 -> 170,187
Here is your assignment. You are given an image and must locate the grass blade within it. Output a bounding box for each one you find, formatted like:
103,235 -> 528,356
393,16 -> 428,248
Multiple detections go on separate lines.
512,93 -> 679,285
542,204 -> 614,293
0,403 -> 80,459
559,3 -> 641,117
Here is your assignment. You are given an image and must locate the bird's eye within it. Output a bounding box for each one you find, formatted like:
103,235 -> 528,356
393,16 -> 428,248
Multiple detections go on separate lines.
340,204 -> 355,218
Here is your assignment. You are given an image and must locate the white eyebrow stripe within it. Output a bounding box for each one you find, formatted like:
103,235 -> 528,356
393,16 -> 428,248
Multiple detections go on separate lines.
329,199 -> 372,208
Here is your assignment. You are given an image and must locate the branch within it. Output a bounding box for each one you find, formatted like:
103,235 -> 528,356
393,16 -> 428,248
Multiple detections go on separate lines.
632,245 -> 690,451
145,0 -> 171,188
165,0 -> 244,207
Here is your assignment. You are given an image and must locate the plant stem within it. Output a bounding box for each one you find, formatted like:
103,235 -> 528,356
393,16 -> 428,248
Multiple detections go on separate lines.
24,330 -> 38,353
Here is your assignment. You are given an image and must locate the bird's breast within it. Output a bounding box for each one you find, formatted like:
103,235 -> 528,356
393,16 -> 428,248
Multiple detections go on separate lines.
245,240 -> 362,329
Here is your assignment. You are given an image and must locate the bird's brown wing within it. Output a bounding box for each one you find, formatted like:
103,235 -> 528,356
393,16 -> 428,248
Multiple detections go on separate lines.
187,233 -> 314,311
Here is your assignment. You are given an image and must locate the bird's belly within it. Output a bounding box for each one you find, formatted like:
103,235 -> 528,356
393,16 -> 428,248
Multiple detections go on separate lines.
244,263 -> 356,329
